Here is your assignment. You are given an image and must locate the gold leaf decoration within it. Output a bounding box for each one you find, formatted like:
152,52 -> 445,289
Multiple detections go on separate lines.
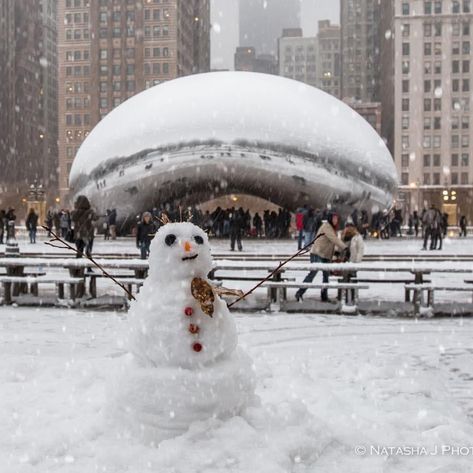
191,277 -> 215,317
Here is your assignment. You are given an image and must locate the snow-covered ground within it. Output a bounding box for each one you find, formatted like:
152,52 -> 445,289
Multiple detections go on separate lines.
2,307 -> 473,472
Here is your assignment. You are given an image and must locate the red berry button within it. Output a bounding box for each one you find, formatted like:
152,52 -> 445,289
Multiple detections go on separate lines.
192,342 -> 202,352
184,307 -> 193,316
188,324 -> 200,334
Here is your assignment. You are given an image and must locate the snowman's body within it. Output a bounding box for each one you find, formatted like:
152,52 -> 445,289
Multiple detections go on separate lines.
109,222 -> 255,443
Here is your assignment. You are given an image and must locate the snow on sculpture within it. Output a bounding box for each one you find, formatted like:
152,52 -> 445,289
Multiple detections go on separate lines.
69,71 -> 398,219
108,222 -> 255,444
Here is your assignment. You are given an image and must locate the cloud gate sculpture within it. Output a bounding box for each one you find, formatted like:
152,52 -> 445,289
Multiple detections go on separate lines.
69,71 -> 398,219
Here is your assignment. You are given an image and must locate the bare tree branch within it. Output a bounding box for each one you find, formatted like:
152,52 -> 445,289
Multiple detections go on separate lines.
41,225 -> 136,301
227,233 -> 325,308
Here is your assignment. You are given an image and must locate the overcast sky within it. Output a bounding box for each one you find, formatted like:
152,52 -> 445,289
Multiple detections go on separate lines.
211,0 -> 340,70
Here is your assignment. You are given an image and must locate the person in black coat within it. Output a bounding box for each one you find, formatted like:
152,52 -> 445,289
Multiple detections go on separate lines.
136,212 -> 155,259
229,207 -> 244,251
26,208 -> 39,244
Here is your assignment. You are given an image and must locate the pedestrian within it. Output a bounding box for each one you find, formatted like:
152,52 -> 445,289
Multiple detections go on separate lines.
25,208 -> 39,244
422,205 -> 437,250
302,208 -> 316,247
341,219 -> 365,301
109,208 -> 117,239
253,212 -> 263,238
59,209 -> 70,239
136,212 -> 154,259
0,209 -> 5,244
5,208 -> 16,240
413,210 -> 420,238
459,215 -> 467,237
71,195 -> 98,259
295,212 -> 347,302
229,207 -> 244,251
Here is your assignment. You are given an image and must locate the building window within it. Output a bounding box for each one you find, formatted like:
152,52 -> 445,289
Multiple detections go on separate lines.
452,154 -> 459,166
461,172 -> 469,184
424,61 -> 432,74
451,172 -> 459,184
463,21 -> 470,36
433,173 -> 440,185
453,22 -> 461,36
402,61 -> 410,74
401,154 -> 409,167
434,23 -> 442,36
463,79 -> 470,92
126,64 -> 135,75
100,49 -> 107,60
434,61 -> 441,73
402,24 -> 410,36
153,9 -> 160,20
145,48 -> 151,58
433,154 -> 440,166
465,0 -> 472,12
424,80 -> 432,92
463,60 -> 470,72
163,63 -> 169,74
425,23 -> 432,37
401,172 -> 409,185
402,43 -> 410,55
452,135 -> 460,147
462,135 -> 469,147
423,136 -> 431,148
402,136 -> 410,149
153,47 -> 161,57
152,63 -> 160,74
163,47 -> 169,57
66,114 -> 73,125
424,117 -> 432,130
403,80 -> 409,93
163,26 -> 169,36
424,43 -> 432,55
453,79 -> 460,92
144,63 -> 151,75
424,154 -> 431,166
462,116 -> 470,129
461,153 -> 469,165
153,25 -> 161,37
402,98 -> 410,111
112,65 -> 121,75
434,0 -> 442,13
100,81 -> 107,92
100,11 -> 107,23
100,65 -> 108,75
402,3 -> 410,15
99,28 -> 108,38
425,1 -> 432,14
463,41 -> 470,53
424,98 -> 432,111
424,173 -> 431,185
453,60 -> 460,73
113,27 -> 121,37
453,0 -> 461,12
113,81 -> 121,91
434,42 -> 442,55
126,80 -> 135,92
434,98 -> 441,111
126,48 -> 135,58
402,116 -> 410,129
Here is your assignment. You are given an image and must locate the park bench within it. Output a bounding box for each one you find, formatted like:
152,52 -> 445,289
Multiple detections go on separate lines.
262,281 -> 369,309
343,277 -> 431,302
405,283 -> 473,314
0,276 -> 84,305
86,272 -> 143,298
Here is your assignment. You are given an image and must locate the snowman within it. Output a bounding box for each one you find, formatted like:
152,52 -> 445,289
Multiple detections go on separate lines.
108,222 -> 256,444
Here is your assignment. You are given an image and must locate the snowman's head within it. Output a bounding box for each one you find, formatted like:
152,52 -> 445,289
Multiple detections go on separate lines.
148,222 -> 213,282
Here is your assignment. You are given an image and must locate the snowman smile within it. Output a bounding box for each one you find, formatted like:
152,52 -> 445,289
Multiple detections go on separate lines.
182,253 -> 199,261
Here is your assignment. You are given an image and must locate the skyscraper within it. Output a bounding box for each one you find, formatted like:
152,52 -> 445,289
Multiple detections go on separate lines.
0,0 -> 58,208
317,20 -> 341,98
57,0 -> 210,201
381,0 -> 473,222
340,0 -> 380,102
239,0 -> 300,56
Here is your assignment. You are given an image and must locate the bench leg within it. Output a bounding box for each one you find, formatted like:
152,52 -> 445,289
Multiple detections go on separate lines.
3,282 -> 12,305
31,283 -> 38,297
70,284 -> 76,301
405,288 -> 411,303
57,283 -> 65,299
89,276 -> 97,298
413,289 -> 420,316
427,289 -> 434,307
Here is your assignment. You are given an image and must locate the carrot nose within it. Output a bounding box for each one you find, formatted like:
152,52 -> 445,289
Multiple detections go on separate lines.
184,241 -> 192,252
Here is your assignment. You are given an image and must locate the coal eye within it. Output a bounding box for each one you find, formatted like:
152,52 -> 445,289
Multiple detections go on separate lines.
194,235 -> 204,245
165,234 -> 176,246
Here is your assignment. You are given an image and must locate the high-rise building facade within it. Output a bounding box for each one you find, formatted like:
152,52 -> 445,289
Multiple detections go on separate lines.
340,0 -> 380,102
278,28 -> 318,88
382,0 -> 473,222
57,0 -> 210,201
0,0 -> 58,208
239,0 -> 300,56
234,46 -> 278,74
317,20 -> 341,98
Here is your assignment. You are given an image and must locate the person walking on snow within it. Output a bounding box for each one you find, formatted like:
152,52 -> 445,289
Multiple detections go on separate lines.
295,212 -> 347,302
